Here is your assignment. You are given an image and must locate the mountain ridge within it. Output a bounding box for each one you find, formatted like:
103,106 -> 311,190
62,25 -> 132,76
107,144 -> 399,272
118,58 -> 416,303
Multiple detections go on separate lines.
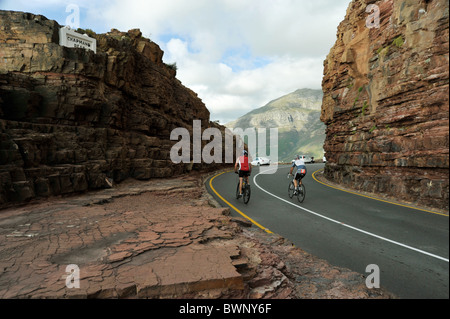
225,88 -> 326,162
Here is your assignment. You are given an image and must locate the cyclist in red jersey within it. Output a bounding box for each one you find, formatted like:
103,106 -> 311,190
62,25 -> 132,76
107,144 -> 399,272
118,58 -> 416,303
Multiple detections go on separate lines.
234,150 -> 252,198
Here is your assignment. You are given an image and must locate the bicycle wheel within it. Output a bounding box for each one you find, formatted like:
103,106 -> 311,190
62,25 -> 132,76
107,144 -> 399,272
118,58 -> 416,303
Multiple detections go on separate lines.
243,184 -> 251,204
236,182 -> 240,199
297,183 -> 306,203
288,181 -> 295,199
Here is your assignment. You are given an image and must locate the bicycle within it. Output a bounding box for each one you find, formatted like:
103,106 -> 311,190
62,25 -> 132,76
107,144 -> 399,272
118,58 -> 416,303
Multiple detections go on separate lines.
235,172 -> 251,204
288,174 -> 306,203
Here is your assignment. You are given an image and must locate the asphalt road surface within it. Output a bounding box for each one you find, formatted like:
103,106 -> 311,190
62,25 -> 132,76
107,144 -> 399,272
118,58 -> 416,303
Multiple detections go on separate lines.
206,163 -> 449,299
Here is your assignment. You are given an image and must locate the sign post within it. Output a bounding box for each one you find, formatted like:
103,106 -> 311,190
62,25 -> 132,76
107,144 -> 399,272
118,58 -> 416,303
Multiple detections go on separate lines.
59,26 -> 96,53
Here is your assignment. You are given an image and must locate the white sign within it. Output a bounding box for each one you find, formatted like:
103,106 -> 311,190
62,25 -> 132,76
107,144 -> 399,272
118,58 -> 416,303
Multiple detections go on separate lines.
59,26 -> 96,53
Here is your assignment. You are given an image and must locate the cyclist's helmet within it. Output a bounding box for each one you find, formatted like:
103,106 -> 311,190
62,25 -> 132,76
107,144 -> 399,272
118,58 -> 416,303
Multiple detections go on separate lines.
243,150 -> 248,156
295,154 -> 300,160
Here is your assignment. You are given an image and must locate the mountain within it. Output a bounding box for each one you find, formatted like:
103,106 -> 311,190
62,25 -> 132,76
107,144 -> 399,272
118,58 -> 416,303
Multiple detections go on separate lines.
225,88 -> 326,162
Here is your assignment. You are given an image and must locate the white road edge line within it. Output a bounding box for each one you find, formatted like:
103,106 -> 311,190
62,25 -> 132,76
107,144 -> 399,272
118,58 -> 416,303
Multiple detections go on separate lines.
253,166 -> 449,263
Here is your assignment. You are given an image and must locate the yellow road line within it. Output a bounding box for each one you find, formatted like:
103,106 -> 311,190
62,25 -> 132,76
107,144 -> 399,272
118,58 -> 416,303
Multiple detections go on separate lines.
209,171 -> 273,234
312,169 -> 449,217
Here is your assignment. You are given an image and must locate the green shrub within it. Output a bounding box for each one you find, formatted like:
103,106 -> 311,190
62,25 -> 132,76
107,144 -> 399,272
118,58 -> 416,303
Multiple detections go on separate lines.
392,36 -> 404,48
353,86 -> 365,108
76,28 -> 96,37
361,101 -> 369,116
165,62 -> 178,71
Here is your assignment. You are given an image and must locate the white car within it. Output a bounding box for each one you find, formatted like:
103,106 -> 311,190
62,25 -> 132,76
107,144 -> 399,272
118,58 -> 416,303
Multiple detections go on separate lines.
291,155 -> 313,164
251,157 -> 271,166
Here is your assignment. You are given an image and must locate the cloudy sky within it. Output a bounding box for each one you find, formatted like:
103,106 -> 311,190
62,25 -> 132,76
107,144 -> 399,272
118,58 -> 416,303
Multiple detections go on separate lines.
0,0 -> 349,124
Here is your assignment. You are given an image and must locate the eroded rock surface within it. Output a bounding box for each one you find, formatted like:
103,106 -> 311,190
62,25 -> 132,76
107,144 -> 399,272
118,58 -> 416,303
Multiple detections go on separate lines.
0,171 -> 394,299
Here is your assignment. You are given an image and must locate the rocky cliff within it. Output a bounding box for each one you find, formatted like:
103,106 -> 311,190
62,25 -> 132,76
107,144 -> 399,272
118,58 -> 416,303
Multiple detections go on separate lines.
321,0 -> 449,210
226,89 -> 326,162
0,11 -> 234,207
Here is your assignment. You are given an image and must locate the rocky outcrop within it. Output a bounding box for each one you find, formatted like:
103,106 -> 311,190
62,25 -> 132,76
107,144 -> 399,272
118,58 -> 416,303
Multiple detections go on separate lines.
321,0 -> 449,210
0,11 -> 235,207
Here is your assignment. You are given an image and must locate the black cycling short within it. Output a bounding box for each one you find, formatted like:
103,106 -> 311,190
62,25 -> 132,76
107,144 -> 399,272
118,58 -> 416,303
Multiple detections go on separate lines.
294,172 -> 305,181
239,170 -> 250,178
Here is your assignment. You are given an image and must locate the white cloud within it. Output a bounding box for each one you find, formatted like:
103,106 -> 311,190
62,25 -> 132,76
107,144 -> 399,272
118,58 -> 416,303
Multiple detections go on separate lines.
99,0 -> 349,123
210,56 -> 326,123
0,0 -> 350,123
164,36 -> 326,123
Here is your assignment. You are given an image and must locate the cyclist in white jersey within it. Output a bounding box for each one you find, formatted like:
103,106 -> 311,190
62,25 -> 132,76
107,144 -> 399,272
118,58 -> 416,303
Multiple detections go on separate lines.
289,155 -> 307,195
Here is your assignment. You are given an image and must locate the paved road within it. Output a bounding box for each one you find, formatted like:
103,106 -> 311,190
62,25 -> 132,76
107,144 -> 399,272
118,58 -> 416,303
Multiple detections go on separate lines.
206,163 -> 449,299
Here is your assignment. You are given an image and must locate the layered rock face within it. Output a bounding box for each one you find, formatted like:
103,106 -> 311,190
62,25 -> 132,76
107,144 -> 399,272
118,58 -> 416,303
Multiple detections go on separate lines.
321,0 -> 449,210
0,11 -> 233,207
